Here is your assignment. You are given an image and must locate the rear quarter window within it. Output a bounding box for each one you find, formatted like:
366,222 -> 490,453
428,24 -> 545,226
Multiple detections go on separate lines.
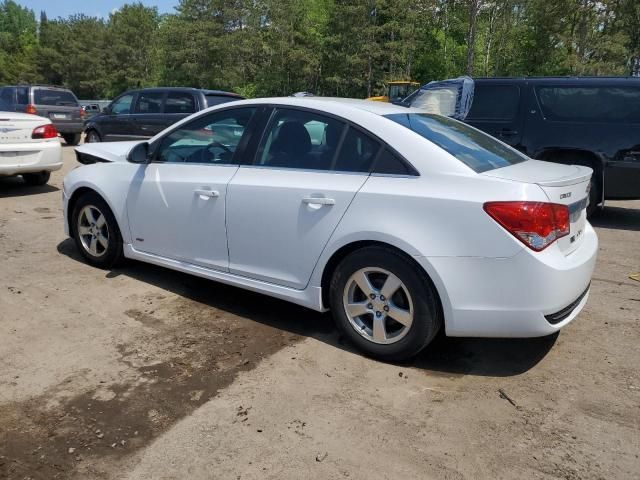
34,89 -> 78,106
385,113 -> 527,173
536,86 -> 640,123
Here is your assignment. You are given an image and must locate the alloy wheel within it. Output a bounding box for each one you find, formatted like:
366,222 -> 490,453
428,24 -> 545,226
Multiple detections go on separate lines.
77,205 -> 109,257
343,267 -> 414,345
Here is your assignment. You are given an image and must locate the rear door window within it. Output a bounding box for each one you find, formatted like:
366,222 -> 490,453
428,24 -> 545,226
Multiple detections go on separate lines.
165,92 -> 196,114
256,108 -> 348,171
34,89 -> 78,106
386,113 -> 527,173
135,92 -> 165,114
467,85 -> 520,120
536,86 -> 640,123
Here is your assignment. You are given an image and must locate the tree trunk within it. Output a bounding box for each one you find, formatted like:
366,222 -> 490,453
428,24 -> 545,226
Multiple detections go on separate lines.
466,0 -> 481,76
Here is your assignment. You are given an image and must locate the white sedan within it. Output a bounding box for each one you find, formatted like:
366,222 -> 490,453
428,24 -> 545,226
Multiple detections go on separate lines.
0,112 -> 62,185
63,97 -> 597,360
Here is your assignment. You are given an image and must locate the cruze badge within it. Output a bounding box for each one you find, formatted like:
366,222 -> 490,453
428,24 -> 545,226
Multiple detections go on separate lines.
560,192 -> 572,199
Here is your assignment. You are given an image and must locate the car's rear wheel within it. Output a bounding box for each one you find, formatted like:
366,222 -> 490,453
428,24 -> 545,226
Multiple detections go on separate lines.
63,133 -> 81,146
22,171 -> 50,186
329,246 -> 441,361
85,130 -> 101,143
72,192 -> 123,268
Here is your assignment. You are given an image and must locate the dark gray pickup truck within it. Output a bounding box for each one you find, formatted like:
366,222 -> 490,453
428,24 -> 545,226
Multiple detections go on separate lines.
0,85 -> 85,145
83,87 -> 243,143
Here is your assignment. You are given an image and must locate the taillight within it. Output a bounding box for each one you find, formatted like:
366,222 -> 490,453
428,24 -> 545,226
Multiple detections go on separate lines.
80,107 -> 86,120
32,124 -> 58,139
483,201 -> 570,252
25,104 -> 37,115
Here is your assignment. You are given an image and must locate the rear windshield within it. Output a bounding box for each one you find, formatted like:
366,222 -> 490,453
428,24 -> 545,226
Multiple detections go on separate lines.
385,113 -> 527,173
34,89 -> 78,107
206,95 -> 238,108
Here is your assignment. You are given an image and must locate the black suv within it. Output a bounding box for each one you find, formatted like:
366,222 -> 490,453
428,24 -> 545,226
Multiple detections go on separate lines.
404,76 -> 640,214
0,84 -> 84,145
84,87 -> 243,143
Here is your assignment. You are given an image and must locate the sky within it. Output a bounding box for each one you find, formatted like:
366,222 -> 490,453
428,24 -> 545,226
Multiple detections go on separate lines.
15,0 -> 178,19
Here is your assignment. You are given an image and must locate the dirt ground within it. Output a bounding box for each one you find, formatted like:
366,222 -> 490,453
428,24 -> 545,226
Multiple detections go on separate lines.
1,144 -> 639,480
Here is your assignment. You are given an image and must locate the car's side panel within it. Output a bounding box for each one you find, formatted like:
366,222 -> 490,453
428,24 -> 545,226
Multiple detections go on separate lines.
226,167 -> 369,289
63,162 -> 140,244
125,163 -> 238,271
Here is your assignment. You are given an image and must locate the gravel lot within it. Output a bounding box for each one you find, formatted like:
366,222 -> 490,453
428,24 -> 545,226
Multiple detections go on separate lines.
1,144 -> 639,479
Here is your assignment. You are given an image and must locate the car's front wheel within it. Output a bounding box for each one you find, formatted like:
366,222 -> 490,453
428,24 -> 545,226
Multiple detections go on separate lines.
22,171 -> 50,186
72,192 -> 123,268
85,130 -> 101,143
329,246 -> 441,361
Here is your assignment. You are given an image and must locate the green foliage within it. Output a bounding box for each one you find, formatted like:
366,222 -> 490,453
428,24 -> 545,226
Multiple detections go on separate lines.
0,0 -> 636,99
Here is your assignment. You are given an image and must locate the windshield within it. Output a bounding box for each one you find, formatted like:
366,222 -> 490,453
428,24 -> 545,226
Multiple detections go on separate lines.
34,89 -> 78,107
385,113 -> 527,173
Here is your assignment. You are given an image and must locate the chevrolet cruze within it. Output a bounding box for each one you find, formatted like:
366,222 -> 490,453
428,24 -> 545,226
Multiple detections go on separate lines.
63,97 -> 597,360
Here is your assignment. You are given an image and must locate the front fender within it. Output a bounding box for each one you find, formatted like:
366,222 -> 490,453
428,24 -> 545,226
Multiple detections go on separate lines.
64,162 -> 140,244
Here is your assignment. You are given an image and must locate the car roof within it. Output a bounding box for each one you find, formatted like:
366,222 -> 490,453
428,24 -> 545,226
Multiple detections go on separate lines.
229,96 -> 425,116
4,84 -> 74,91
473,76 -> 640,85
126,87 -> 242,97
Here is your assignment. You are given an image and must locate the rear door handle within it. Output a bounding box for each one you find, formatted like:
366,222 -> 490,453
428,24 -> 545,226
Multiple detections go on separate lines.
302,196 -> 335,206
194,189 -> 220,198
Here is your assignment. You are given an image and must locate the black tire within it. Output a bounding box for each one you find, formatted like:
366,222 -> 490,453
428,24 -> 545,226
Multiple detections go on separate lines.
585,173 -> 600,218
22,171 -> 50,186
85,130 -> 101,143
63,133 -> 81,146
329,246 -> 441,361
71,192 -> 124,269
554,152 -> 600,218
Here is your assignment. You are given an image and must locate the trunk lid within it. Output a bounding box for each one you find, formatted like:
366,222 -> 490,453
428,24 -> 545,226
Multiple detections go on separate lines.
0,113 -> 51,144
483,160 -> 592,256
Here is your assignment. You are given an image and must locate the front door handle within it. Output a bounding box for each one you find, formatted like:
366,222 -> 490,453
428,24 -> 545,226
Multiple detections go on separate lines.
194,189 -> 220,198
302,196 -> 335,206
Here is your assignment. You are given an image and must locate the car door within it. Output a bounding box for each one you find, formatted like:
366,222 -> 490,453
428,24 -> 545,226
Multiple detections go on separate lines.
464,81 -> 524,147
130,91 -> 168,139
125,107 -> 257,271
226,107 -> 381,289
101,92 -> 137,141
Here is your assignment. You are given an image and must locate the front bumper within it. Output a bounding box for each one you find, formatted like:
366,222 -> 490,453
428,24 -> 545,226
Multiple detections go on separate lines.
0,140 -> 63,177
418,222 -> 598,338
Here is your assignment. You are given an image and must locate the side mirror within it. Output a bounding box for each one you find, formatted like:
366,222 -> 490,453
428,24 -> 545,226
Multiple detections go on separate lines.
102,106 -> 112,114
127,142 -> 150,164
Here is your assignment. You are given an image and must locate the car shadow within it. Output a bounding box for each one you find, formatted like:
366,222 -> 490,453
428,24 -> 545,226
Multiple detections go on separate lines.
0,176 -> 59,198
590,205 -> 640,232
57,238 -> 557,378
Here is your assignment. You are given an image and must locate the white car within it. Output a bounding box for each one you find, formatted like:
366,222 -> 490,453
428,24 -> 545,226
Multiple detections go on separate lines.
0,111 -> 63,185
63,97 -> 597,360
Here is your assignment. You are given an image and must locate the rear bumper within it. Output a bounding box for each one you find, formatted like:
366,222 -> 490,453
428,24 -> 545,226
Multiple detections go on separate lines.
0,140 -> 63,176
418,222 -> 598,338
54,122 -> 84,134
